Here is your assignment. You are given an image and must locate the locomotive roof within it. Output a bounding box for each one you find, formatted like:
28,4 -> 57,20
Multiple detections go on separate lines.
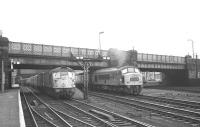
94,66 -> 137,73
95,68 -> 118,73
24,67 -> 75,79
49,67 -> 74,72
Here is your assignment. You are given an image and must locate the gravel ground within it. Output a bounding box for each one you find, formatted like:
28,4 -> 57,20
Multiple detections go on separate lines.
141,88 -> 200,102
85,95 -> 196,127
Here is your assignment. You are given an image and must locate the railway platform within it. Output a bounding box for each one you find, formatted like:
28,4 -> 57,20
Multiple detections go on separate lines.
0,89 -> 25,127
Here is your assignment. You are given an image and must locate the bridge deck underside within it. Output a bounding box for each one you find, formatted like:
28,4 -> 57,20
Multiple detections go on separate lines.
138,62 -> 185,71
9,42 -> 188,71
10,54 -> 109,70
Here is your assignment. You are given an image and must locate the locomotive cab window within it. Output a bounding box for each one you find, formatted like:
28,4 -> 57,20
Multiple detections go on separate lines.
122,67 -> 140,74
121,69 -> 128,74
127,68 -> 134,72
134,68 -> 140,73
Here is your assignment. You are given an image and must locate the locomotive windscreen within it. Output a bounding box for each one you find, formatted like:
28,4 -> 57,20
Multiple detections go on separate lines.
53,72 -> 75,88
121,67 -> 140,74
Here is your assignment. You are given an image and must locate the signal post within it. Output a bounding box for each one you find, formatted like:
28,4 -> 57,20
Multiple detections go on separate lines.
74,55 -> 110,100
77,59 -> 91,99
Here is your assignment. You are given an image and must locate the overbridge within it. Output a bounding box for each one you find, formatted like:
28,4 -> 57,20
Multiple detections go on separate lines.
8,41 -> 186,70
1,36 -> 200,89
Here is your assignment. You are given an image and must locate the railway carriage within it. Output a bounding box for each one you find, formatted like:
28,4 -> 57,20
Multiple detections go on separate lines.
91,66 -> 143,95
22,67 -> 76,99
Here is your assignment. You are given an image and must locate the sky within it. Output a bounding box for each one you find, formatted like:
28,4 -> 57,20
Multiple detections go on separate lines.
0,0 -> 200,57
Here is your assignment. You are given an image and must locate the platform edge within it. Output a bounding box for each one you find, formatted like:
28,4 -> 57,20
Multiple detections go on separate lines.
18,89 -> 25,127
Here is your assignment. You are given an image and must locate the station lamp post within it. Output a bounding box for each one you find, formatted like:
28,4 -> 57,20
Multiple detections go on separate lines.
188,39 -> 195,59
99,31 -> 104,56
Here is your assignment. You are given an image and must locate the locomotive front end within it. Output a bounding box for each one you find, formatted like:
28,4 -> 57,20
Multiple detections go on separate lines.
121,67 -> 143,95
53,71 -> 76,88
52,69 -> 76,98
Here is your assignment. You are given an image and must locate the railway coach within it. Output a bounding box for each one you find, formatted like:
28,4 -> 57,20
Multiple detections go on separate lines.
22,67 -> 76,99
91,66 -> 143,95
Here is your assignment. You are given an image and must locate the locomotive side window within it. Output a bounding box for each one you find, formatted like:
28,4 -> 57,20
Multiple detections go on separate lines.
98,74 -> 110,80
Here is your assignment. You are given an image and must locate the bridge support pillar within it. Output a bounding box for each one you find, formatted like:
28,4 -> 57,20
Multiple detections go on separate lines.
0,36 -> 11,91
185,56 -> 200,86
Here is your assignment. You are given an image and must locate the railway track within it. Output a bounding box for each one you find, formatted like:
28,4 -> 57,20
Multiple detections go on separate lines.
21,88 -> 59,127
89,92 -> 200,126
136,95 -> 200,109
39,93 -> 154,127
24,86 -> 154,127
66,100 -> 155,127
42,97 -> 116,127
22,87 -> 111,127
145,86 -> 200,93
20,92 -> 37,127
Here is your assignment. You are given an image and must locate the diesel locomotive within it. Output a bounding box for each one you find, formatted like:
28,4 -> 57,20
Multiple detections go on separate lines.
75,66 -> 143,95
22,67 -> 76,99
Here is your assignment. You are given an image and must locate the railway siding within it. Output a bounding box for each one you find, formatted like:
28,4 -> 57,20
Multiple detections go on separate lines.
89,92 -> 200,127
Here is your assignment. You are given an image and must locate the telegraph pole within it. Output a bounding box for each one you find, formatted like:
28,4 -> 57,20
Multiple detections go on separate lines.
82,61 -> 90,99
99,32 -> 104,56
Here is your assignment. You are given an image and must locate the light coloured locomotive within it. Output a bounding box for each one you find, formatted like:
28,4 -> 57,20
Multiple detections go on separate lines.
22,67 -> 76,99
91,66 -> 143,95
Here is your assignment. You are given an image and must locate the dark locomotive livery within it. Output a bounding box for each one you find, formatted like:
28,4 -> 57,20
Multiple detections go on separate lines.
92,66 -> 143,95
75,66 -> 143,95
22,67 -> 76,99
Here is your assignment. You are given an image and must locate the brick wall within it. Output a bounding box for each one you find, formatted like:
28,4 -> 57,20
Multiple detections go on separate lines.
0,37 -> 10,90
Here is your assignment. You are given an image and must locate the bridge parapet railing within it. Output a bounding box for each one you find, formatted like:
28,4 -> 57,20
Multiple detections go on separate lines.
137,53 -> 185,64
9,42 -> 109,59
9,42 -> 186,65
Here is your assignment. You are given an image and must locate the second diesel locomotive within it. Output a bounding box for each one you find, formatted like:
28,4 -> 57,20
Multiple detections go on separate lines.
91,66 -> 143,95
22,67 -> 76,99
75,66 -> 143,95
